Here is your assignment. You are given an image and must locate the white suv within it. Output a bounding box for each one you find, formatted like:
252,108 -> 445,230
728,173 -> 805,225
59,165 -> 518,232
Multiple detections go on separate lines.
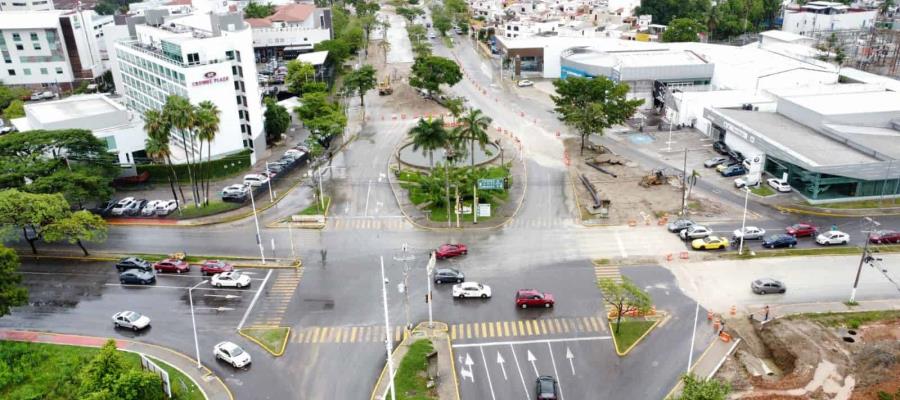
243,174 -> 269,187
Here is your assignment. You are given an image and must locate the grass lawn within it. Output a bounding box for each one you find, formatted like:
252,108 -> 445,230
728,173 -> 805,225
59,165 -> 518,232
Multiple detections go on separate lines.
0,341 -> 202,400
298,196 -> 331,216
240,327 -> 290,356
750,185 -> 776,197
726,246 -> 867,259
171,200 -> 242,219
391,339 -> 437,400
610,319 -> 657,354
397,166 -> 511,223
792,310 -> 900,328
816,198 -> 900,209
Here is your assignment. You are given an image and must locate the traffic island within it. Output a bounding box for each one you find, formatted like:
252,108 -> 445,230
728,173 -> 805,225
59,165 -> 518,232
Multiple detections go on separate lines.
238,326 -> 290,357
608,315 -> 663,356
269,196 -> 332,230
371,322 -> 459,400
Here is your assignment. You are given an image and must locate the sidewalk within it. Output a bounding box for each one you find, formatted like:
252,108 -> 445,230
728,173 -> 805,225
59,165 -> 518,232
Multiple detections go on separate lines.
667,334 -> 741,398
0,329 -> 233,400
371,322 -> 459,400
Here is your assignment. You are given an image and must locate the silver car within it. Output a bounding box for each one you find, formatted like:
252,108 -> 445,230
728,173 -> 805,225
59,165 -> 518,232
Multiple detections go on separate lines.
751,278 -> 786,295
112,311 -> 151,331
732,226 -> 766,240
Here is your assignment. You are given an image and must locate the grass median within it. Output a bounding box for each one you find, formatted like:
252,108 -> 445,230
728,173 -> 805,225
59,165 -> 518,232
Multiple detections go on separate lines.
790,310 -> 900,328
610,319 -> 657,355
750,185 -> 775,197
298,196 -> 331,216
172,201 -> 242,219
390,339 -> 438,400
239,326 -> 290,356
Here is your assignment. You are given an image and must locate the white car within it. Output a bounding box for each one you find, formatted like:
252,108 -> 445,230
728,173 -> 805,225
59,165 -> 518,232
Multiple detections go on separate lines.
734,176 -> 759,188
214,341 -> 252,368
283,149 -> 306,160
211,271 -> 252,288
427,31 -> 437,39
517,79 -> 534,87
155,200 -> 178,216
767,178 -> 792,192
222,184 -> 249,196
816,231 -> 850,246
732,226 -> 766,240
243,174 -> 269,187
680,225 -> 712,240
452,281 -> 492,299
30,91 -> 55,101
112,311 -> 151,331
110,197 -> 135,216
141,200 -> 163,216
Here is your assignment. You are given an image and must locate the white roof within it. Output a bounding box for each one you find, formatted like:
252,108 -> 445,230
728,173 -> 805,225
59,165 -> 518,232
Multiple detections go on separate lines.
0,10 -> 65,29
295,50 -> 328,66
840,68 -> 900,92
25,95 -> 126,125
786,91 -> 900,115
759,30 -> 811,43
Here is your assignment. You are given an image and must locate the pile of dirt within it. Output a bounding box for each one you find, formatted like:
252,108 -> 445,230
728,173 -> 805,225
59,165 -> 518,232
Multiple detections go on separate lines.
850,320 -> 900,399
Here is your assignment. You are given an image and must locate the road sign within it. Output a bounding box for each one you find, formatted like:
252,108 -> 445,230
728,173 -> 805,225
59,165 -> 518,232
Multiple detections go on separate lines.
477,203 -> 491,217
141,354 -> 172,398
478,178 -> 504,190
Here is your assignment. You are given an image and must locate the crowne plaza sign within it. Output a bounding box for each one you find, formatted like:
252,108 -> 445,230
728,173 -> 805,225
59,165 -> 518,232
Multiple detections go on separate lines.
192,71 -> 230,87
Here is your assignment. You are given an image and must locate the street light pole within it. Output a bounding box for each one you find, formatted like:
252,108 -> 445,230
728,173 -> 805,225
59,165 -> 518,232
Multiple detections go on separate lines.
248,187 -> 266,264
380,256 -> 397,400
189,279 -> 209,369
265,162 -> 275,202
680,148 -> 688,216
318,167 -> 325,210
687,301 -> 700,372
401,243 -> 411,333
426,251 -> 435,328
738,187 -> 750,255
287,221 -> 296,261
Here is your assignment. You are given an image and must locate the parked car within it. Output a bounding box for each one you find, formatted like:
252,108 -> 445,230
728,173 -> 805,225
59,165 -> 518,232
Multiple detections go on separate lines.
691,236 -> 730,250
119,269 -> 156,285
732,226 -> 766,240
734,176 -> 759,188
141,200 -> 163,216
715,160 -> 739,173
720,165 -> 747,177
703,156 -> 728,168
200,260 -> 233,276
243,174 -> 269,187
452,282 -> 491,299
123,199 -> 148,216
762,234 -> 797,248
112,311 -> 151,331
211,271 -> 251,288
785,223 -> 818,237
433,268 -> 464,284
283,149 -> 307,161
222,184 -> 250,200
816,231 -> 850,246
435,243 -> 467,259
116,257 -> 152,272
667,218 -> 695,233
869,230 -> 900,244
517,79 -> 534,87
515,289 -> 555,308
0,126 -> 14,135
92,200 -> 117,216
751,278 -> 786,294
30,91 -> 55,101
767,178 -> 792,192
214,341 -> 252,368
155,200 -> 178,216
712,141 -> 728,155
680,225 -> 712,240
728,150 -> 744,163
110,197 -> 135,216
153,259 -> 190,273
536,376 -> 560,400
264,163 -> 284,174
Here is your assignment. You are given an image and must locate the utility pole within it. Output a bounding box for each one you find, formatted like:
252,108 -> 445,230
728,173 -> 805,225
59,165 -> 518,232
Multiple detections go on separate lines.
426,251 -> 435,328
379,256 -> 397,400
850,217 -> 880,303
287,222 -> 296,261
455,186 -> 461,228
681,148 -> 688,216
401,243 -> 412,333
473,183 -> 478,224
738,187 -> 750,255
249,187 -> 266,264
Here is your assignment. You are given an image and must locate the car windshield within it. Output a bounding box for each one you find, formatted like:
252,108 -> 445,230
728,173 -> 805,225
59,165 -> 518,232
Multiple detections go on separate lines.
124,312 -> 140,321
230,347 -> 244,356
540,379 -> 554,392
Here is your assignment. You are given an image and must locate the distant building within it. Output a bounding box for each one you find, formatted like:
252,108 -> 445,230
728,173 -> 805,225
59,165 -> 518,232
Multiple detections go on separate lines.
0,0 -> 54,11
244,3 -> 331,63
782,1 -> 877,35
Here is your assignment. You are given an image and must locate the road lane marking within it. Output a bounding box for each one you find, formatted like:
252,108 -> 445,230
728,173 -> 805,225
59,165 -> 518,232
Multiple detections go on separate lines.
503,321 -> 510,337
509,344 -> 530,399
479,346 -> 497,400
106,283 -> 254,293
531,320 -> 540,335
553,319 -> 563,334
547,342 -> 566,400
614,230 -> 628,258
452,336 -> 612,348
237,269 -> 272,330
350,327 -> 358,343
517,321 -> 524,336
481,323 -> 488,338
364,179 -> 372,216
451,324 -> 457,340
561,319 -> 570,333
511,321 -> 518,336
466,324 -> 472,339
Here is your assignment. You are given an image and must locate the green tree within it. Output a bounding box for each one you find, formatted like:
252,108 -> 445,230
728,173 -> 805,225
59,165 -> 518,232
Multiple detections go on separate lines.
315,39 -> 352,65
79,340 -> 127,396
44,210 -> 108,256
143,108 -> 185,207
551,76 -> 644,154
194,100 -> 220,205
285,60 -> 317,95
672,374 -> 731,400
344,64 -> 377,115
662,18 -> 706,42
243,1 -> 275,18
431,5 -> 453,36
26,169 -> 114,209
454,109 -> 492,172
0,189 -> 70,254
264,98 -> 291,145
635,0 -> 710,25
2,99 -> 24,120
0,246 -> 28,318
295,92 -> 333,121
817,33 -> 848,71
112,370 -> 166,400
0,83 -> 29,111
93,0 -> 118,15
408,118 -> 449,170
598,277 -> 652,333
162,95 -> 200,207
397,6 -> 424,22
409,55 -> 462,95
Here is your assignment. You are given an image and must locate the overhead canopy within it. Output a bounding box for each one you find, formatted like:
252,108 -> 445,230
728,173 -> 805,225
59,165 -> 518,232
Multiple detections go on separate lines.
295,50 -> 329,66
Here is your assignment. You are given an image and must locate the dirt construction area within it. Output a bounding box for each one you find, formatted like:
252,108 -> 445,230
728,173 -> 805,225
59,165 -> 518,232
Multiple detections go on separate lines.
716,312 -> 900,399
565,137 -> 737,225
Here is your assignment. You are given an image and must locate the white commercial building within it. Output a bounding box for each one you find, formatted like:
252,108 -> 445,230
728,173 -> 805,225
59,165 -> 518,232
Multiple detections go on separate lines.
113,10 -> 266,163
782,1 -> 877,36
11,94 -> 147,165
0,9 -> 105,91
245,3 -> 332,63
0,0 -> 53,11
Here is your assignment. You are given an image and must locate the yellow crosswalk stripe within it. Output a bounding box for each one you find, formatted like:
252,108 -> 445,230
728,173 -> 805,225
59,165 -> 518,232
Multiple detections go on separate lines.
350,327 -> 358,343
590,317 -> 602,332
481,323 -> 487,338
488,322 -> 495,338
518,320 -> 526,336
524,320 -> 533,336
561,319 -> 570,333
582,317 -> 594,332
553,319 -> 563,334
576,318 -> 585,332
466,323 -> 472,339
540,319 -> 550,334
363,326 -> 371,342
450,324 -> 457,340
334,327 -> 344,343
531,320 -> 540,335
495,322 -> 503,337
510,321 -> 518,336
321,327 -> 332,342
311,327 -> 321,343
502,321 -> 509,337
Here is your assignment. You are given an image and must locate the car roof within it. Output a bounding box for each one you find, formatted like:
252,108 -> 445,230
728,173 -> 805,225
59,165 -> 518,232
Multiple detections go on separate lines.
436,268 -> 458,273
216,341 -> 239,351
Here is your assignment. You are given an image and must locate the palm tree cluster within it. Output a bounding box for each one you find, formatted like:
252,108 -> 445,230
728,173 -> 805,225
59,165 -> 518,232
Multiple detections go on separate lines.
143,95 -> 221,210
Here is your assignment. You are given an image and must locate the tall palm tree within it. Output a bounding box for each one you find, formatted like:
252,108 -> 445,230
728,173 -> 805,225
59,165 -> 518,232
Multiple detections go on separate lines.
143,109 -> 185,206
194,101 -> 221,205
455,109 -> 492,172
408,118 -> 448,171
163,95 -> 199,206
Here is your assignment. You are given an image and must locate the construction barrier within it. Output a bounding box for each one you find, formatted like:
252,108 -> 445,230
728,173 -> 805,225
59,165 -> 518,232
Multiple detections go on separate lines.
628,220 -> 637,227
666,253 -> 673,261
707,311 -> 714,321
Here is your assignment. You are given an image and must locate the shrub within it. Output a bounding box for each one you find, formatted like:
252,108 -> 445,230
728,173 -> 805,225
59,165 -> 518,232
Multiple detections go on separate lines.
137,150 -> 251,183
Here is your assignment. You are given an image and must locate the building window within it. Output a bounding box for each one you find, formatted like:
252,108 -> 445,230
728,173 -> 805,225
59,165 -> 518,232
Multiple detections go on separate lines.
187,53 -> 199,65
15,44 -> 23,51
236,96 -> 241,105
7,69 -> 15,76
226,50 -> 234,60
12,33 -> 21,41
33,43 -> 41,50
55,67 -> 63,74
40,67 -> 47,74
237,66 -> 243,77
240,124 -> 246,133
30,33 -> 38,41
234,81 -> 240,90
231,65 -> 237,75
235,51 -> 241,62
23,68 -> 30,75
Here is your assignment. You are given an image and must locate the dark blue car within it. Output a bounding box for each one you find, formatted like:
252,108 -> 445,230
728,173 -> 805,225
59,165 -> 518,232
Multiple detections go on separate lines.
119,269 -> 156,285
762,234 -> 798,249
721,165 -> 747,177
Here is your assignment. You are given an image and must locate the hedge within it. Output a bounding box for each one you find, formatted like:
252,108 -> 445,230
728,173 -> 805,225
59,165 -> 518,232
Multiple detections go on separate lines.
137,150 -> 252,183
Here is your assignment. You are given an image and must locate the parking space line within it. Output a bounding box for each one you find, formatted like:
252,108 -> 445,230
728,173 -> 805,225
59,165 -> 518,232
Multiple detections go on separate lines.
509,344 -> 530,399
479,346 -> 497,400
452,336 -> 612,348
547,342 -> 565,400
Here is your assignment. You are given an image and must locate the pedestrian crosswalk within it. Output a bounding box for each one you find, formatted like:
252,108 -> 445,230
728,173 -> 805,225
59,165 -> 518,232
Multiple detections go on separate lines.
248,268 -> 303,327
288,325 -> 406,344
450,316 -> 607,341
504,217 -> 578,229
593,261 -> 623,284
328,217 -> 412,231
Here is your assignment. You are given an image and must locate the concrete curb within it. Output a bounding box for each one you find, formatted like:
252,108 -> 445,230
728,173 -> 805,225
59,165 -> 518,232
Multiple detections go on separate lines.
608,313 -> 665,357
17,251 -> 302,269
238,327 -> 290,357
265,196 -> 331,230
370,321 -> 458,400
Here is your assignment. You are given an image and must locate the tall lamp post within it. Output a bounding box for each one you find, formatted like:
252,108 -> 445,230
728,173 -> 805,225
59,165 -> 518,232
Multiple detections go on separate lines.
248,186 -> 266,264
189,279 -> 209,369
738,187 -> 750,255
379,256 -> 397,400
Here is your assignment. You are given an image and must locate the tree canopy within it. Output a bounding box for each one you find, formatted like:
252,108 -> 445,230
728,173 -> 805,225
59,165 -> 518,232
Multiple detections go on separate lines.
2,99 -> 24,120
635,0 -> 710,26
263,98 -> 291,144
285,60 -> 317,95
0,189 -> 109,255
598,277 -> 652,333
551,76 -> 644,154
397,6 -> 424,22
409,56 -> 463,95
662,18 -> 706,42
243,1 -> 276,18
0,245 -> 27,318
343,64 -> 377,111
80,340 -> 166,400
0,83 -> 30,111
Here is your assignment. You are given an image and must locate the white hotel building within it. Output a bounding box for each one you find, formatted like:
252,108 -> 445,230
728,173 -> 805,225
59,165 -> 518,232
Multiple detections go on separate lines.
112,10 -> 265,163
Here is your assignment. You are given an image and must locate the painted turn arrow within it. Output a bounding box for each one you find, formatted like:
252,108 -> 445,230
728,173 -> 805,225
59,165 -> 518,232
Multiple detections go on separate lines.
460,353 -> 475,383
496,352 -> 508,381
566,347 -> 576,375
526,350 -> 538,377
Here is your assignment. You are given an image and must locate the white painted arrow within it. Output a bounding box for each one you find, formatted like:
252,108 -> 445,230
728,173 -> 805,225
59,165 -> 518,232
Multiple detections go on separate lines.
527,350 -> 538,377
496,352 -> 508,381
203,294 -> 241,299
566,347 -> 575,375
460,353 -> 475,382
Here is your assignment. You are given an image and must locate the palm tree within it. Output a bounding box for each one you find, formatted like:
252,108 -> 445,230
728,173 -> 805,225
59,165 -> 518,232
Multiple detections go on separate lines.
163,95 -> 199,206
408,118 -> 448,171
143,109 -> 185,207
194,101 -> 221,205
455,109 -> 492,172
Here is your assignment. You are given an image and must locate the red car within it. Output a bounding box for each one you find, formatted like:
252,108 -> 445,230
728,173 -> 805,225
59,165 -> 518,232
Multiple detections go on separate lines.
154,259 -> 190,273
869,230 -> 900,244
200,260 -> 234,276
785,223 -> 818,237
435,244 -> 467,259
515,289 -> 555,309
